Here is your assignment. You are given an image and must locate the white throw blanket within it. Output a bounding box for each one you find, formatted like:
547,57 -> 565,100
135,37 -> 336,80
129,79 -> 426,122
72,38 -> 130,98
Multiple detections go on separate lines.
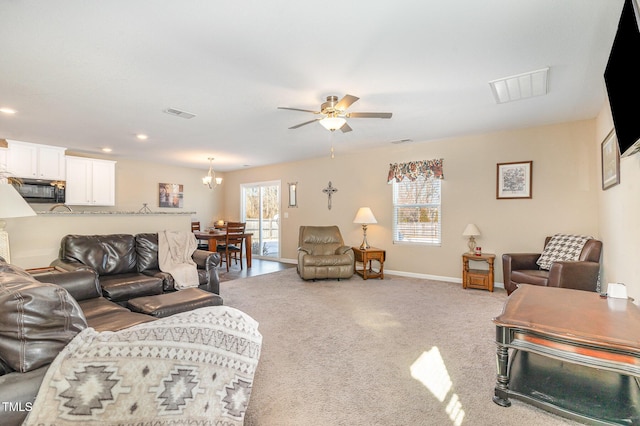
158,230 -> 199,289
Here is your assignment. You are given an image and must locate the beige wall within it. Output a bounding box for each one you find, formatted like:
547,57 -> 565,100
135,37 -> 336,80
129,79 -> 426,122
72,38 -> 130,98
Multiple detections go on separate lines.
221,120 -> 599,285
5,154 -> 224,268
6,121 -> 610,286
596,103 -> 640,301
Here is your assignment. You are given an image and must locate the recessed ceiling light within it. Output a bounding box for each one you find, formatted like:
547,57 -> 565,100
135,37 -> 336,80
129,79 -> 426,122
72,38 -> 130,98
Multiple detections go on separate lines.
0,107 -> 17,114
102,147 -> 113,153
136,134 -> 148,140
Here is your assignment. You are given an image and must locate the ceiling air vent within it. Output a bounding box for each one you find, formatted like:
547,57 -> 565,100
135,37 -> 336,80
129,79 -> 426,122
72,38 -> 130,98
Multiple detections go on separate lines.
163,108 -> 196,119
489,67 -> 549,104
391,138 -> 413,145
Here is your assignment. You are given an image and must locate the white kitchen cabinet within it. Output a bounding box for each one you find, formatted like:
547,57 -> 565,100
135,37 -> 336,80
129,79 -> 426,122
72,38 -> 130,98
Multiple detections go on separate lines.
65,156 -> 116,206
6,140 -> 66,180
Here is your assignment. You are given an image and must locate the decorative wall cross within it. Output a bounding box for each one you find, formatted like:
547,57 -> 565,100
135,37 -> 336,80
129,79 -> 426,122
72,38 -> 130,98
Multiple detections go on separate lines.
322,181 -> 338,210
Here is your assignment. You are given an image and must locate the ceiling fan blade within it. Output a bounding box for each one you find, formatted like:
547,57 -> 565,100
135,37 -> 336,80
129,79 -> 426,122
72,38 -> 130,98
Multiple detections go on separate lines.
346,112 -> 393,119
278,107 -> 321,114
335,94 -> 359,111
289,118 -> 322,129
340,122 -> 353,133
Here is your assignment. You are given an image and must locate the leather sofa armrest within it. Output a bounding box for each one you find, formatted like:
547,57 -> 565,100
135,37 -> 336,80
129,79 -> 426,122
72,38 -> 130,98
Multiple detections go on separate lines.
298,246 -> 311,255
192,250 -> 219,269
33,269 -> 101,301
547,261 -> 600,292
50,258 -> 95,273
503,253 -> 541,270
192,250 -> 221,295
502,253 -> 541,295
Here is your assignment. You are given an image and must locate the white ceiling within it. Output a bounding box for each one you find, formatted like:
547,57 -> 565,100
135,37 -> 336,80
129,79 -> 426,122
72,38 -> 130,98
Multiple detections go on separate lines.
0,0 -> 623,172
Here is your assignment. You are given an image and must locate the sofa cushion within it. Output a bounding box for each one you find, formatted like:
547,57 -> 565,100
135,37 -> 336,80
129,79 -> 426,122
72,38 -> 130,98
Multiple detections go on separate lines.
60,234 -> 138,275
0,261 -> 87,373
135,233 -> 160,272
99,273 -> 163,303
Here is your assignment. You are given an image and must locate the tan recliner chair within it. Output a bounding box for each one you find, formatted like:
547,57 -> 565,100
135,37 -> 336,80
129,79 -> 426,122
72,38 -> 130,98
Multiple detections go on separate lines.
297,226 -> 354,280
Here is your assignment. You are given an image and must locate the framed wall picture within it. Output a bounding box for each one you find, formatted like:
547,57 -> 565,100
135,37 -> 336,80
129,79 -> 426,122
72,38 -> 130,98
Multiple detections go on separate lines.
159,183 -> 184,208
496,161 -> 532,199
601,128 -> 620,190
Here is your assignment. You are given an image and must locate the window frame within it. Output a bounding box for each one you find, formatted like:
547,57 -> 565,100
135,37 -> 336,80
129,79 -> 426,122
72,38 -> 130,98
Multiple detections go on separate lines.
392,175 -> 442,246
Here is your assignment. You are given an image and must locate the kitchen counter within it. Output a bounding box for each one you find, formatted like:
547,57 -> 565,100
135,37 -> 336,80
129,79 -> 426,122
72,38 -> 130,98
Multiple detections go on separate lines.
37,211 -> 196,215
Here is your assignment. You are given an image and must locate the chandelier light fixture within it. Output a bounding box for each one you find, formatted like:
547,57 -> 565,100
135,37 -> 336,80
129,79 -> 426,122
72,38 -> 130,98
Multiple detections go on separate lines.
202,157 -> 223,189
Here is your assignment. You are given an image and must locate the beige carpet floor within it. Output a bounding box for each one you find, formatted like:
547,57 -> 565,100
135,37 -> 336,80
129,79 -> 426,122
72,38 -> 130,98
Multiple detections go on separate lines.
222,269 -> 579,426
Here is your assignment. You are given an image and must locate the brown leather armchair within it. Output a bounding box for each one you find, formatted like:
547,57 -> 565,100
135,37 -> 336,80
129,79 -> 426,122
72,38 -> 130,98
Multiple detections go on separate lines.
502,236 -> 602,295
297,226 -> 354,280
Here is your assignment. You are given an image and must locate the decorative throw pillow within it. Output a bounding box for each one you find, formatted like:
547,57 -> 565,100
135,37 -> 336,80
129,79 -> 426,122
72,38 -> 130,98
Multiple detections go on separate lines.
0,261 -> 87,373
536,234 -> 593,271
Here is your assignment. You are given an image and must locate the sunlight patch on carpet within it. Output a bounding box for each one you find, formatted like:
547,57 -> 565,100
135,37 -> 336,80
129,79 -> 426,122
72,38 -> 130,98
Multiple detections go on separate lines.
410,347 -> 465,426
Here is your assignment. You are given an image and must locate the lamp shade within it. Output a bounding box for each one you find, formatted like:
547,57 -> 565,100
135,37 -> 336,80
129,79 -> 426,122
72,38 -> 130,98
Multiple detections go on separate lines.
353,207 -> 377,224
462,223 -> 480,237
0,184 -> 37,219
319,116 -> 346,131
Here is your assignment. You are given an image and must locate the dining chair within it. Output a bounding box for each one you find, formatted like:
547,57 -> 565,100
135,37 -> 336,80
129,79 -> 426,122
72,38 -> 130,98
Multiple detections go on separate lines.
191,221 -> 208,250
217,222 -> 246,271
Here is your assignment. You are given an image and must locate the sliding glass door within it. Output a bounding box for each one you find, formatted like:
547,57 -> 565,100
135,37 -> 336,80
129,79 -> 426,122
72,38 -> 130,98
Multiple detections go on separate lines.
241,181 -> 280,259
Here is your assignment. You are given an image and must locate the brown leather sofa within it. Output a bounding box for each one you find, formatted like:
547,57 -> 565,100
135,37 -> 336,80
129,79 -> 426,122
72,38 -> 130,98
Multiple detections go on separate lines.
0,260 -> 150,425
297,225 -> 354,280
502,236 -> 602,295
50,233 -> 220,303
0,257 -> 223,425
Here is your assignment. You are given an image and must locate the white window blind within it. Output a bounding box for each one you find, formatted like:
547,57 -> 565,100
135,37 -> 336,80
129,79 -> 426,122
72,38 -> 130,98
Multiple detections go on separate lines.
392,175 -> 441,245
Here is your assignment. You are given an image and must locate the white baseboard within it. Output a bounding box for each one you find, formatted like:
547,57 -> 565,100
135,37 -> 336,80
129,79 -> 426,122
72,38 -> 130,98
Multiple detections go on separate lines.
269,259 -> 505,289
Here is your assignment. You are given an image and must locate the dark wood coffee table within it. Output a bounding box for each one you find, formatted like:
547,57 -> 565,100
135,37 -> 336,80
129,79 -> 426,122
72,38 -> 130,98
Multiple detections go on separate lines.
492,284 -> 640,424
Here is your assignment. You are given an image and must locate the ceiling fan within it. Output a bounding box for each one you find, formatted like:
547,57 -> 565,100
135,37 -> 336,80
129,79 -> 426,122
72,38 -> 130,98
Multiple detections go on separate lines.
278,94 -> 392,132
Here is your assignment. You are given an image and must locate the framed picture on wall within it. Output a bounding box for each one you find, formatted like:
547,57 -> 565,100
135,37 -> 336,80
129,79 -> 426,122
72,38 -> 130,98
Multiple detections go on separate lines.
601,128 -> 620,190
496,161 -> 532,199
159,183 -> 184,208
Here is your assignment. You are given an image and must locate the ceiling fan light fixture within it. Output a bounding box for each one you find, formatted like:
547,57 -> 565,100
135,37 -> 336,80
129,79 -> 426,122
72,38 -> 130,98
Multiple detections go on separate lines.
319,116 -> 346,131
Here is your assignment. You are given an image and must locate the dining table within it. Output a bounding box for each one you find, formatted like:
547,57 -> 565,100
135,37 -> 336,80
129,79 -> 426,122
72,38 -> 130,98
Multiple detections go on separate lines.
193,230 -> 253,268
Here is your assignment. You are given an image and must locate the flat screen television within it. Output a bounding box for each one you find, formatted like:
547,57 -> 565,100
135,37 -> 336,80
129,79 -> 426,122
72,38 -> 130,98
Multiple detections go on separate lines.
604,0 -> 640,157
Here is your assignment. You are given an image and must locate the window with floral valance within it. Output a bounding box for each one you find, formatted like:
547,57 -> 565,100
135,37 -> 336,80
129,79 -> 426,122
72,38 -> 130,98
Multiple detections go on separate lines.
387,159 -> 444,183
388,159 -> 444,245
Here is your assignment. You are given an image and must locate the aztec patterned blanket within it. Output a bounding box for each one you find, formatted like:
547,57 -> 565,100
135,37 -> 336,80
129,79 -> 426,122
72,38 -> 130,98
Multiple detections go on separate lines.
24,306 -> 262,426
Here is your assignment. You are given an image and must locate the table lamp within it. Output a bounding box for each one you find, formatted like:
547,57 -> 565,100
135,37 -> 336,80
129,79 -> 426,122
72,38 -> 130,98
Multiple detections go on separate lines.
462,223 -> 480,253
353,207 -> 377,250
0,183 -> 37,263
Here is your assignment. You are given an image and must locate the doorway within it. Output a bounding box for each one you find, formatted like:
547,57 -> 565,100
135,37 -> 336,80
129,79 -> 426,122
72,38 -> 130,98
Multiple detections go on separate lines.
241,181 -> 280,259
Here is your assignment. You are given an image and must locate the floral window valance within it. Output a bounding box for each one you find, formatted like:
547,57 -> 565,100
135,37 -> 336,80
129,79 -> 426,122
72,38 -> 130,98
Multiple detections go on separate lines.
387,159 -> 444,183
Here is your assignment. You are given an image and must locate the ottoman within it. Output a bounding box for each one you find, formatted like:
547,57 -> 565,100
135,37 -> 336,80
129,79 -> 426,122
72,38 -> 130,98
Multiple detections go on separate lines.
127,288 -> 223,318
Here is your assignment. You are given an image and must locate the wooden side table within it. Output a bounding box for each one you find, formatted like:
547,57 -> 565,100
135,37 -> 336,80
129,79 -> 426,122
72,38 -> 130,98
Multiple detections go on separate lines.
352,247 -> 385,280
462,252 -> 495,292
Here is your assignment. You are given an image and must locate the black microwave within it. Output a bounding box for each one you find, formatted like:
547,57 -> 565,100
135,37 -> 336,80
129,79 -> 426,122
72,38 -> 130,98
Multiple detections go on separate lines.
12,179 -> 66,204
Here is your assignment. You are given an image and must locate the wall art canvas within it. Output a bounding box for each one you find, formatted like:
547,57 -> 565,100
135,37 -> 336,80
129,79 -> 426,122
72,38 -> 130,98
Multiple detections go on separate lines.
159,183 -> 183,208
